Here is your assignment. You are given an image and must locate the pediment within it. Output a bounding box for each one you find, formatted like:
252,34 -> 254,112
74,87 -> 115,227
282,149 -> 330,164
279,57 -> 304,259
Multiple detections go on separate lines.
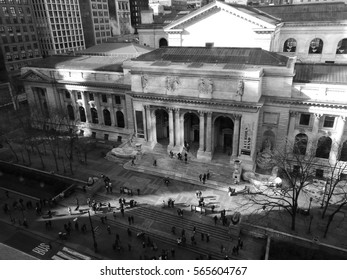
21,70 -> 52,82
164,1 -> 278,33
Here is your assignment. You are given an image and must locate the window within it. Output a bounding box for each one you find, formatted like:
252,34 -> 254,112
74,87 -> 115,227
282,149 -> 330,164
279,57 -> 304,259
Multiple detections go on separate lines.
79,106 -> 86,122
101,94 -> 107,103
315,169 -> 324,178
89,93 -> 94,101
104,134 -> 109,141
65,90 -> 71,99
116,111 -> 125,128
323,116 -> 335,128
340,141 -> 347,161
293,133 -> 308,155
91,108 -> 98,124
103,109 -> 111,126
299,113 -> 310,126
77,92 -> 82,99
336,39 -> 347,54
316,136 -> 332,159
309,38 -> 323,54
115,95 -> 121,104
67,105 -> 75,120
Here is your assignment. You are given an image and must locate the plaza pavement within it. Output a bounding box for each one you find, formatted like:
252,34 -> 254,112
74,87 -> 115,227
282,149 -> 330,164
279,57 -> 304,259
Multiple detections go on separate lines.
1,144 -> 347,259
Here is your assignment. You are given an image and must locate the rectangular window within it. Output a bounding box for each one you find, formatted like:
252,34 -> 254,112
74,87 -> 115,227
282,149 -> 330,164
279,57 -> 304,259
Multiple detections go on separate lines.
323,116 -> 335,128
92,131 -> 96,138
89,93 -> 94,101
101,94 -> 107,103
115,95 -> 121,104
77,92 -> 82,99
316,169 -> 324,178
104,134 -> 109,141
299,113 -> 310,126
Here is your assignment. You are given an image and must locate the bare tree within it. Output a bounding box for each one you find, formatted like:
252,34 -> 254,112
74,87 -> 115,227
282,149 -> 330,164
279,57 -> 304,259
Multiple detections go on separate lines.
246,139 -> 318,231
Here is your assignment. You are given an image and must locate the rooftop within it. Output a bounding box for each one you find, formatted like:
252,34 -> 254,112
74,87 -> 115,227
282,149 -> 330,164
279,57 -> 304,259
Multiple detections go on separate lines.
256,2 -> 347,22
75,42 -> 153,57
29,55 -> 126,72
133,47 -> 290,66
294,63 -> 347,84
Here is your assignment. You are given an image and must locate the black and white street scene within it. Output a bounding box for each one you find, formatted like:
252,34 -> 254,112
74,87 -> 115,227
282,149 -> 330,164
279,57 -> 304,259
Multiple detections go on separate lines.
1,0 -> 347,261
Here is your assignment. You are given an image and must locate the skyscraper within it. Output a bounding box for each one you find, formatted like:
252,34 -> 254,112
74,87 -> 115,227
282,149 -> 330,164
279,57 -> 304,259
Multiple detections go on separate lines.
79,0 -> 112,48
31,0 -> 85,56
0,0 -> 42,107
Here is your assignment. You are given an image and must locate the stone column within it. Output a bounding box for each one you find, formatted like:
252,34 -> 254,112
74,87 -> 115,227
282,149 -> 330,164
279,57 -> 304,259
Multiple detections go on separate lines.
180,113 -> 184,146
198,111 -> 205,151
168,108 -> 174,147
108,95 -> 116,126
287,111 -> 298,152
82,91 -> 91,122
330,116 -> 346,163
307,113 -> 322,155
94,93 -> 103,125
151,109 -> 157,143
205,112 -> 212,154
145,105 -> 152,142
232,114 -> 241,157
174,108 -> 180,147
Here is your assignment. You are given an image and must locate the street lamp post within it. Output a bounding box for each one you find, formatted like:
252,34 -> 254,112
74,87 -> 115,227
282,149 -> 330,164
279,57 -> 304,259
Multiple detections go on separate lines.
88,210 -> 98,252
308,197 -> 313,214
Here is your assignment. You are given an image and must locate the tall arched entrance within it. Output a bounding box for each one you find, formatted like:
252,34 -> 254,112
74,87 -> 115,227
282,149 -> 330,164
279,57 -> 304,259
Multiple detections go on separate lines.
155,109 -> 169,145
159,38 -> 168,48
184,112 -> 199,156
213,116 -> 234,161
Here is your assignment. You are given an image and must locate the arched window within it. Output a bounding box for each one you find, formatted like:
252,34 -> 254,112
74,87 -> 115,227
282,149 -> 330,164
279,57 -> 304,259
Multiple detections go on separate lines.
159,38 -> 168,48
283,38 -> 297,53
91,108 -> 98,124
309,38 -> 323,54
315,136 -> 332,159
339,141 -> 347,161
116,111 -> 125,128
293,133 -> 308,155
336,39 -> 347,54
79,106 -> 86,122
67,105 -> 75,121
103,109 -> 111,126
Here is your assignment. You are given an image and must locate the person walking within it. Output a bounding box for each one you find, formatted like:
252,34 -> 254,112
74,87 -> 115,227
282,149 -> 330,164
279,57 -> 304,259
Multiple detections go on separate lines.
153,159 -> 157,166
202,174 -> 206,184
131,158 -> 135,166
199,174 -> 202,182
213,215 -> 218,225
137,188 -> 140,195
206,233 -> 210,243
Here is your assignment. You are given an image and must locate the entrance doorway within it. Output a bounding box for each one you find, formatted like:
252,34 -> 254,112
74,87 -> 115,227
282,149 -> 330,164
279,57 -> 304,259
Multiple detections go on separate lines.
155,109 -> 169,145
184,112 -> 199,157
213,116 -> 234,162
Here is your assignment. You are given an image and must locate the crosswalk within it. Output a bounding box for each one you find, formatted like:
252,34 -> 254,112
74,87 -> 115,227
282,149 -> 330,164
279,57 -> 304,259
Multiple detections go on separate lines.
51,247 -> 91,260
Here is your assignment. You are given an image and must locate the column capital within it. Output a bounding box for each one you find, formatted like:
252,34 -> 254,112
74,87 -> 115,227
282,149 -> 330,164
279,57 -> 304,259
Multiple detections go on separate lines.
198,110 -> 205,117
289,111 -> 298,117
174,108 -> 180,113
340,116 -> 347,122
144,105 -> 151,110
167,107 -> 174,112
232,113 -> 242,120
207,111 -> 212,117
314,113 -> 323,119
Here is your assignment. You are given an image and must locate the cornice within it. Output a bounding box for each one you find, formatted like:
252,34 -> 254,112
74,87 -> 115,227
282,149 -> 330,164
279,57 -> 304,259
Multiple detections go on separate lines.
266,97 -> 347,109
283,21 -> 347,28
129,92 -> 263,111
57,81 -> 130,91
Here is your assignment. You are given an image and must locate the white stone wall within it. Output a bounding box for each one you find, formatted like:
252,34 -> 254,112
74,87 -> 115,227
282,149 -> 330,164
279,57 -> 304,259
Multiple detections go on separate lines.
274,24 -> 347,63
167,10 -> 274,50
138,29 -> 167,48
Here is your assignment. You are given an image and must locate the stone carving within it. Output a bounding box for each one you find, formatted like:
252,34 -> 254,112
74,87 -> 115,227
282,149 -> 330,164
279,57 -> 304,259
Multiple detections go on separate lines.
236,80 -> 244,96
166,76 -> 180,92
141,74 -> 149,91
198,78 -> 213,94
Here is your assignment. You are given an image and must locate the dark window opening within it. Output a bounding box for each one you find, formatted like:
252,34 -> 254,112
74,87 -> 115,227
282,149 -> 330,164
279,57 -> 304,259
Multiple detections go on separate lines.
299,113 -> 310,126
316,169 -> 324,178
91,108 -> 98,124
79,106 -> 86,122
323,116 -> 335,128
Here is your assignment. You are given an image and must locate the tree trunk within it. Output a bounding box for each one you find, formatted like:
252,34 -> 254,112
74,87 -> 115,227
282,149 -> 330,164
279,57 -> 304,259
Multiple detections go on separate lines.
323,215 -> 334,238
291,213 -> 296,231
35,145 -> 45,170
5,139 -> 18,162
